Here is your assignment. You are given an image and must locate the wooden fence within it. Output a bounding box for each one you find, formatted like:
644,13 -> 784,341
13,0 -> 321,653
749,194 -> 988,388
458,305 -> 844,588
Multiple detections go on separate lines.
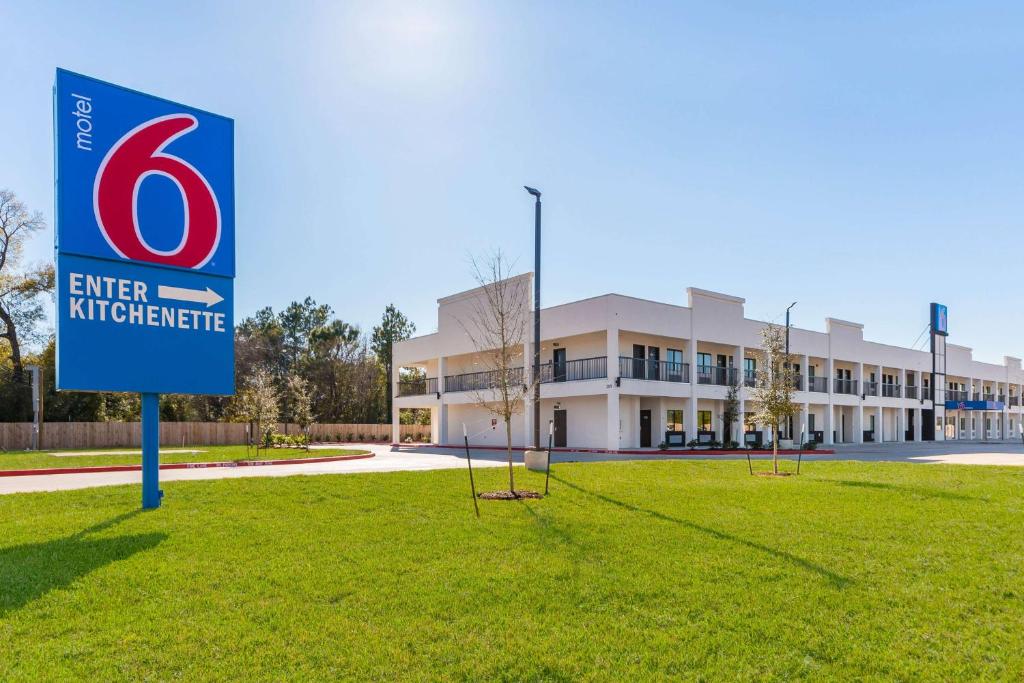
0,422 -> 431,451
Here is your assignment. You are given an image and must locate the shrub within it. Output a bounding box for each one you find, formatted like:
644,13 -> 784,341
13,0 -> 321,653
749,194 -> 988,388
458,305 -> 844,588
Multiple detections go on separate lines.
686,439 -> 701,448
801,441 -> 818,450
707,440 -> 722,449
346,432 -> 354,442
657,441 -> 668,450
404,435 -> 413,443
725,440 -> 739,450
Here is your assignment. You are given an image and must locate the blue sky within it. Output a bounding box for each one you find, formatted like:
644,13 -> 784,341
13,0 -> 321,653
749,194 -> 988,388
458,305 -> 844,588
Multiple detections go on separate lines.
3,1 -> 1023,362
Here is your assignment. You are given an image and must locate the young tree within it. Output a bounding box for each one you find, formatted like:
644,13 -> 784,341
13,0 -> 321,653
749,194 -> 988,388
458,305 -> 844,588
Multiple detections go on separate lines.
458,251 -> 533,494
236,367 -> 280,450
285,374 -> 313,448
751,324 -> 799,474
0,190 -> 51,383
721,375 -> 741,447
371,304 -> 416,423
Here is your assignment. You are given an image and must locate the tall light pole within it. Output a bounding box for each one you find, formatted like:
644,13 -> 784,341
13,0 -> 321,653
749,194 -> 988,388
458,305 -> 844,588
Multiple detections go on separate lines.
525,186 -> 542,449
785,302 -> 797,439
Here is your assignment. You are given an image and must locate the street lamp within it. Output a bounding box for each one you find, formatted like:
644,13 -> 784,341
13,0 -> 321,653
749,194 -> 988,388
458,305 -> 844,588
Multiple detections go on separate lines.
524,186 -> 542,449
785,301 -> 797,439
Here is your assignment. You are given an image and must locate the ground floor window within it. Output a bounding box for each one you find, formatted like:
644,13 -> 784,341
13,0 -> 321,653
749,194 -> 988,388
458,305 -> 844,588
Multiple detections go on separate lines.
667,409 -> 683,432
697,410 -> 712,432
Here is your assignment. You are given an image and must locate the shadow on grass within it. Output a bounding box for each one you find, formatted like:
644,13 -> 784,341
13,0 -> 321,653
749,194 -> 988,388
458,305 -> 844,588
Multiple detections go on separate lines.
550,474 -> 852,588
0,511 -> 167,616
820,478 -> 979,502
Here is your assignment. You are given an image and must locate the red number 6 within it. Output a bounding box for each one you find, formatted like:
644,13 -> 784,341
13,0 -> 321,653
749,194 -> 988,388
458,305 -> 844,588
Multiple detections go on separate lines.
94,114 -> 221,269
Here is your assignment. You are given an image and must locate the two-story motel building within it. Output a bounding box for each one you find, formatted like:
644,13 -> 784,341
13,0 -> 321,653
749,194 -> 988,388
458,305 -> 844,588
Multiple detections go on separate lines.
392,274 -> 1024,451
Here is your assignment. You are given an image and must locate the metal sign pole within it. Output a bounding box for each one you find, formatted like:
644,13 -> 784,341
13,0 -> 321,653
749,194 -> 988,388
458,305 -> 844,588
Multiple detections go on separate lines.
141,393 -> 162,509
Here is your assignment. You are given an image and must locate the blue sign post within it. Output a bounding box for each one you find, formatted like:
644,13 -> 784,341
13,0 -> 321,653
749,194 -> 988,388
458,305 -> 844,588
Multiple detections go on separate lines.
54,69 -> 235,508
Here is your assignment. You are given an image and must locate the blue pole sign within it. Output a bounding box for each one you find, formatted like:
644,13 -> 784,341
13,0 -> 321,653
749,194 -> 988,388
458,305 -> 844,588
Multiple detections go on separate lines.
54,69 -> 235,508
930,303 -> 948,337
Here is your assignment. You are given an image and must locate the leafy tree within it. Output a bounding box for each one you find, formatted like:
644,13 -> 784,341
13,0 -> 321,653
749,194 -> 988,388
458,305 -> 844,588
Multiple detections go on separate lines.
284,373 -> 313,447
0,190 -> 51,384
236,367 -> 279,449
751,324 -> 799,474
371,304 -> 416,422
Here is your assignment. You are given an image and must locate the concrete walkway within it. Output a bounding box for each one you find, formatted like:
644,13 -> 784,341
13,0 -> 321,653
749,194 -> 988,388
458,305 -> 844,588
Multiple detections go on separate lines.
2,440 -> 1023,496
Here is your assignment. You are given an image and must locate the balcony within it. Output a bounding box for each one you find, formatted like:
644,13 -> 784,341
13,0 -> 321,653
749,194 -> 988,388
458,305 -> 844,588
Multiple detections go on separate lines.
807,376 -> 828,393
1011,396 -> 1020,407
905,386 -> 918,399
881,383 -> 901,398
539,356 -> 607,384
998,394 -> 1007,403
947,390 -> 968,402
863,381 -> 878,397
696,365 -> 739,386
833,378 -> 858,395
397,377 -> 438,397
444,367 -> 524,393
744,369 -> 757,387
983,393 -> 995,402
618,357 -> 689,383
792,374 -> 803,391
922,387 -> 933,400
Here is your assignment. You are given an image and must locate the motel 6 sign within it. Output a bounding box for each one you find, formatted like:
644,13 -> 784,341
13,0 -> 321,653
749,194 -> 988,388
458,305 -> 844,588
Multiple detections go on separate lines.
54,69 -> 234,395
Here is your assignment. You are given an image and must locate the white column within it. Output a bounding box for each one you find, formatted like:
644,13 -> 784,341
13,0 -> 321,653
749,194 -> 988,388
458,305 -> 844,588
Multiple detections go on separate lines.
802,354 -> 810,391
735,345 -> 745,444
913,407 -> 922,442
854,362 -> 864,443
876,405 -> 884,443
688,339 -> 698,446
391,362 -> 402,443
897,368 -> 906,441
437,356 -> 448,444
607,393 -> 620,451
800,403 -> 809,445
824,353 -> 834,445
606,327 -> 620,451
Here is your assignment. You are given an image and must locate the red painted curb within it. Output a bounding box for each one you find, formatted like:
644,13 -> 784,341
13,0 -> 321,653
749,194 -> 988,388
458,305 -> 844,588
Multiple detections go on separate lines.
390,443 -> 833,456
0,452 -> 375,478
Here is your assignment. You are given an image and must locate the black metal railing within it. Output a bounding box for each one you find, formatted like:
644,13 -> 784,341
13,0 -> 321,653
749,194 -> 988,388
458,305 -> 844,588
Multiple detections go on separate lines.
618,357 -> 689,383
863,381 -> 878,397
744,369 -> 756,387
998,394 -> 1006,403
881,383 -> 901,398
696,365 -> 739,386
539,356 -> 607,383
807,376 -> 828,393
792,374 -> 803,391
922,387 -> 933,400
397,377 -> 438,397
444,367 -> 524,393
983,393 -> 995,401
1011,396 -> 1020,407
905,386 -> 918,399
947,390 -> 968,402
972,392 -> 981,401
833,378 -> 858,395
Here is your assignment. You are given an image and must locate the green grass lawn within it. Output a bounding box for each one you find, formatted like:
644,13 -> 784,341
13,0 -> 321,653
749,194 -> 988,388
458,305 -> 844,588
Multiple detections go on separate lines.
1,460 -> 1023,680
0,445 -> 369,470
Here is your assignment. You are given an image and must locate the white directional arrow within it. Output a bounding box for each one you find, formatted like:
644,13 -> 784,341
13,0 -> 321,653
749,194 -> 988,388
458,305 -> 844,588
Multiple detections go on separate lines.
157,285 -> 224,308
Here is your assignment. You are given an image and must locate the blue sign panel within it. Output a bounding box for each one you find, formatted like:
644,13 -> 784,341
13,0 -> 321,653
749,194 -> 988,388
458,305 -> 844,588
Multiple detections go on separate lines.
944,400 -> 1004,411
931,302 -> 948,337
54,69 -> 234,395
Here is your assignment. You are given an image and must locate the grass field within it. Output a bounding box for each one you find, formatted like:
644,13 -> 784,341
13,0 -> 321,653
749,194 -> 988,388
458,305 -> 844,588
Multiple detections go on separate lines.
0,445 -> 369,470
1,459 -> 1023,680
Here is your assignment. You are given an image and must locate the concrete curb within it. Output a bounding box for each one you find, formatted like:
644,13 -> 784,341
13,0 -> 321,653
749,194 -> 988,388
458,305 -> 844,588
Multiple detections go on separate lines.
390,443 -> 833,456
0,451 -> 375,478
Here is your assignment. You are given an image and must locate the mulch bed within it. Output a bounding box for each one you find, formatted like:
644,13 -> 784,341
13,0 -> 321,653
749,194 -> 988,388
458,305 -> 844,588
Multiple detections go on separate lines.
478,490 -> 543,500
